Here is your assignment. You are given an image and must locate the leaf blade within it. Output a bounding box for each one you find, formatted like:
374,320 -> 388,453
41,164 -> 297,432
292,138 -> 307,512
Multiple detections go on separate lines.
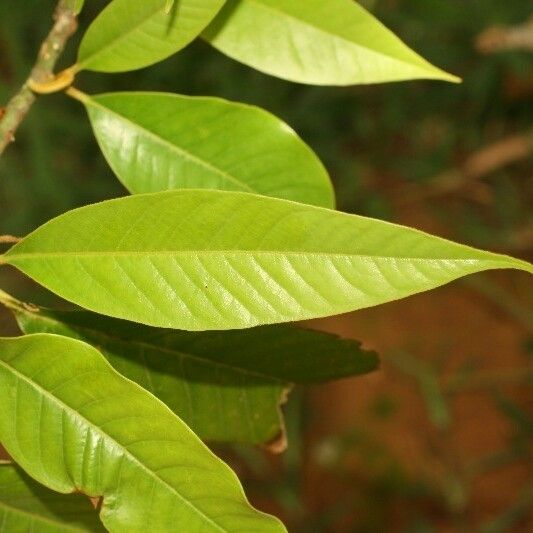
203,0 -> 459,85
77,0 -> 225,72
0,335 -> 285,532
13,306 -> 378,445
77,90 -> 334,208
4,190 -> 531,331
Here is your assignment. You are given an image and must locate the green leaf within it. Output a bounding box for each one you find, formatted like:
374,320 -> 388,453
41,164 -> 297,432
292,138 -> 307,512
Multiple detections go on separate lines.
77,0 -> 225,73
3,190 -> 531,331
13,305 -> 378,446
74,90 -> 334,208
0,464 -> 103,532
0,334 -> 284,532
203,0 -> 459,85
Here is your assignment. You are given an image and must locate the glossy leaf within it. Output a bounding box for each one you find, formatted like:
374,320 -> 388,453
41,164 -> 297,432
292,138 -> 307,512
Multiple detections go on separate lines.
203,0 -> 459,85
77,0 -> 225,72
0,335 -> 284,532
2,190 -> 531,331
75,90 -> 334,208
14,305 -> 378,445
0,464 -> 104,532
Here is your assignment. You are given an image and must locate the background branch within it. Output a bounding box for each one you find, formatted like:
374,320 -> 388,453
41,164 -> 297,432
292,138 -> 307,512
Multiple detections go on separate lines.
395,130 -> 533,206
0,0 -> 77,156
0,235 -> 21,244
476,17 -> 533,54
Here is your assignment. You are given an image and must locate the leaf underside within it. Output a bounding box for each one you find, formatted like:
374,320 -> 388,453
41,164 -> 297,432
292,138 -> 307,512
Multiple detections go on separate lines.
14,306 -> 378,445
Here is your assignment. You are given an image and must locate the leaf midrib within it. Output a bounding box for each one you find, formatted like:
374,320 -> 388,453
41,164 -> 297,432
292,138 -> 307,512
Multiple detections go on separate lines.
5,250 -> 497,263
0,357 -> 228,532
0,498 -> 92,532
87,96 -> 256,193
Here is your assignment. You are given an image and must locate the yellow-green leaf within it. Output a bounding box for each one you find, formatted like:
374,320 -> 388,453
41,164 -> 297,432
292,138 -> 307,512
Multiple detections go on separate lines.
77,0 -> 225,72
75,90 -> 334,208
203,0 -> 459,85
0,335 -> 284,532
2,190 -> 530,331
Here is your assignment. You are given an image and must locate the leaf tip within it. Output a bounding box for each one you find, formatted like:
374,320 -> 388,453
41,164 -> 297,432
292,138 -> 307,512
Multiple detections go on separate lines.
442,72 -> 462,84
425,65 -> 462,84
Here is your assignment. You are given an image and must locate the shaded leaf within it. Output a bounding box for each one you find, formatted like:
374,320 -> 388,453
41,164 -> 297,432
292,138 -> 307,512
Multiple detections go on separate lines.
2,190 -> 531,331
0,464 -> 103,532
77,0 -> 225,72
13,305 -> 378,445
74,90 -> 334,208
203,0 -> 459,85
0,334 -> 284,532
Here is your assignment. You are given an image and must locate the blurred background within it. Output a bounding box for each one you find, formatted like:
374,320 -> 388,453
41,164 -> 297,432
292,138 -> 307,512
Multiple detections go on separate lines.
1,0 -> 532,531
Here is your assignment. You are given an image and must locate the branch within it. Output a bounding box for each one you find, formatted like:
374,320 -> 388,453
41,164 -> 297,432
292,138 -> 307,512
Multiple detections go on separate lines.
0,0 -> 78,156
476,17 -> 533,54
395,130 -> 533,205
0,235 -> 21,244
0,287 -> 36,314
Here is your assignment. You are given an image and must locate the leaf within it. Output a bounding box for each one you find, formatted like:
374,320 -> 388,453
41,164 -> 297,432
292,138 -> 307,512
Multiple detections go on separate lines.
13,305 -> 378,445
77,0 -> 225,73
73,90 -> 334,208
203,0 -> 459,85
0,334 -> 285,532
0,464 -> 104,532
2,189 -> 531,331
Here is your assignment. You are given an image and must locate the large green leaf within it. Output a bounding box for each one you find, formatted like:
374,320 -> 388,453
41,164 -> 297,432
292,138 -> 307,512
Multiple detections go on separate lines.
0,335 -> 284,532
77,0 -> 225,72
0,464 -> 104,532
2,190 -> 531,331
73,90 -> 334,208
13,305 -> 377,446
203,0 -> 459,85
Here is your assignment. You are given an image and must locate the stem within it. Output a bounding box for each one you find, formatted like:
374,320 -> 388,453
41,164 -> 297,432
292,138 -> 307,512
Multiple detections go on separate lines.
0,0 -> 78,156
0,287 -> 20,310
0,287 -> 34,315
0,235 -> 21,244
65,86 -> 90,103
